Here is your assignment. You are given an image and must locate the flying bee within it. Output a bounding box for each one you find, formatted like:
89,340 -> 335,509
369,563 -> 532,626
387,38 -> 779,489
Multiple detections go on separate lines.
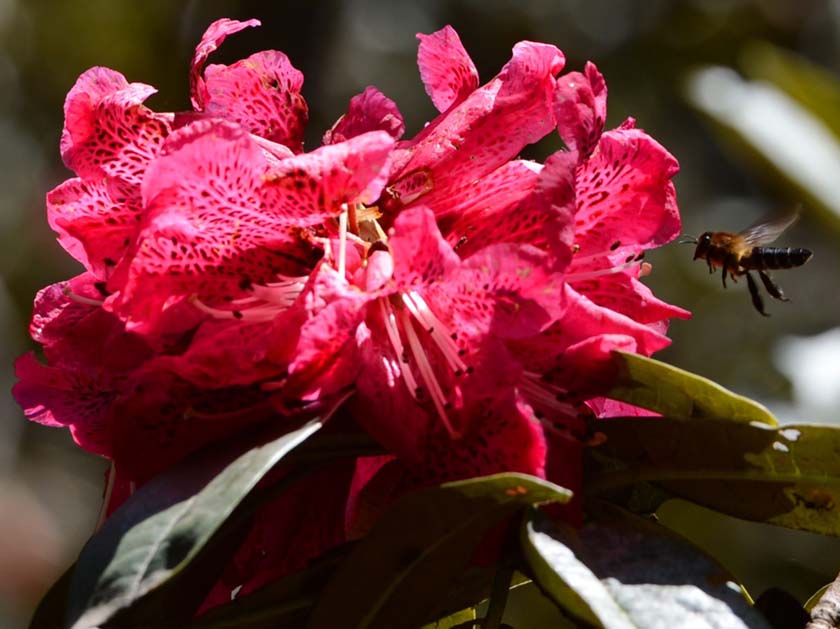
681,213 -> 813,316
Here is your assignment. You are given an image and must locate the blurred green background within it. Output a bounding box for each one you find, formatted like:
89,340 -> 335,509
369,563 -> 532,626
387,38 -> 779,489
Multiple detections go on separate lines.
2,0 -> 839,626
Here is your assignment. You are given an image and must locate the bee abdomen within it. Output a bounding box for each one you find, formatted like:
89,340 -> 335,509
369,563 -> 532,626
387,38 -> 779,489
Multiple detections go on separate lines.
745,247 -> 813,270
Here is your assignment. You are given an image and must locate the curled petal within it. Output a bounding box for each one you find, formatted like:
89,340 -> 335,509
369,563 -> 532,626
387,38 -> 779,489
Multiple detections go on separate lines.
442,152 -> 578,266
61,67 -> 170,184
203,50 -> 308,152
549,333 -> 638,394
262,130 -> 396,222
392,39 -> 564,214
47,177 -> 141,278
417,25 -> 479,112
29,275 -> 100,349
190,18 -> 261,110
323,86 -> 405,145
267,264 -> 369,398
554,62 -> 607,156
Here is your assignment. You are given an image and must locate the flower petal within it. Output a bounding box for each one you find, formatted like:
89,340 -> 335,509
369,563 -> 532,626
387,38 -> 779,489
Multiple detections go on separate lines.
203,50 -> 308,152
416,25 -> 479,113
345,391 -> 546,534
572,273 -> 691,325
554,62 -> 607,156
388,206 -> 460,288
117,120 -> 320,330
29,275 -> 102,350
323,86 -> 405,145
147,319 -> 279,388
425,243 -> 562,342
438,160 -> 541,254
262,130 -> 395,221
47,177 -> 141,278
61,67 -> 170,185
389,40 -> 564,214
442,151 -> 578,265
570,128 -> 681,266
190,17 -> 261,110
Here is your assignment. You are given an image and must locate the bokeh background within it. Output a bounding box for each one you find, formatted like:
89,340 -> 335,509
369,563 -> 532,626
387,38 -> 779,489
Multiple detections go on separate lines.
2,0 -> 839,626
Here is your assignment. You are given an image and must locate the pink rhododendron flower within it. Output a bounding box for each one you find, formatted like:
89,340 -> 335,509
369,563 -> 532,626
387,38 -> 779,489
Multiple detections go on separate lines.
14,17 -> 691,607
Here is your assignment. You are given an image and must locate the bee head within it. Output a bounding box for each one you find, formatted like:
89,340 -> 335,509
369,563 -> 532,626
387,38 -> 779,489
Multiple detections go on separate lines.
692,232 -> 712,260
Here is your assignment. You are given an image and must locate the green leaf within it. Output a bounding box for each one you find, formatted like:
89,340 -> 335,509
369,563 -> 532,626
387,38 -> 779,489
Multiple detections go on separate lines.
522,506 -> 769,628
805,584 -> 830,612
68,419 -> 323,629
421,607 -> 477,629
184,551 -> 347,629
586,417 -> 840,535
306,473 -> 571,629
740,42 -> 840,147
607,352 -> 777,426
685,65 -> 840,231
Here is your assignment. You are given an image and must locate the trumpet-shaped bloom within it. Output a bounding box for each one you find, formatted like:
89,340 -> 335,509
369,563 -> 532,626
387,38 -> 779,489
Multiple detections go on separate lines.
15,18 -> 692,609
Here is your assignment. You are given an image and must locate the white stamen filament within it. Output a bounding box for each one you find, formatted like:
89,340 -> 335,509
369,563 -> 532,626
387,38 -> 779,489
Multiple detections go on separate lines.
190,296 -> 283,322
189,278 -> 305,321
338,204 -> 348,279
249,280 -> 306,306
519,371 -> 579,417
402,291 -> 468,374
65,290 -> 104,307
251,134 -> 295,161
570,248 -> 630,267
398,307 -> 458,437
565,258 -> 643,283
378,299 -> 420,398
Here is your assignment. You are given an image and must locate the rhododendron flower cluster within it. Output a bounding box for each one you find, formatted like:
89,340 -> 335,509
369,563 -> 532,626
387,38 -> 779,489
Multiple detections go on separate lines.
14,19 -> 688,602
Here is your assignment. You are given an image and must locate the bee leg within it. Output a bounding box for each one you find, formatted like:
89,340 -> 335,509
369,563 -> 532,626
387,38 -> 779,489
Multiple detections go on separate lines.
721,264 -> 728,288
707,259 -> 714,274
746,272 -> 770,317
759,270 -> 790,302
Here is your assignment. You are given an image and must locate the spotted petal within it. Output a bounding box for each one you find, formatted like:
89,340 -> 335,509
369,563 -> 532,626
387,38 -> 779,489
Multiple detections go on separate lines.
323,86 -> 405,145
47,176 -> 142,278
262,130 -> 395,221
117,120 -> 320,330
388,40 -> 565,215
203,50 -> 308,152
416,25 -> 479,112
190,18 -> 261,110
61,67 -> 170,185
554,62 -> 607,156
569,127 -> 681,272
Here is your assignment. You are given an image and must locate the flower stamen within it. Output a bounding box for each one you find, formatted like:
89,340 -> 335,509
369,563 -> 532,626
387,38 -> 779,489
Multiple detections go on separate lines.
565,255 -> 644,282
402,291 -> 468,375
398,307 -> 458,437
379,298 -> 421,398
338,203 -> 348,279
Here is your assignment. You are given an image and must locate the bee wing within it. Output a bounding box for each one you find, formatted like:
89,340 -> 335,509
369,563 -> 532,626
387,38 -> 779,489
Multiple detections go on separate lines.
739,212 -> 799,246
